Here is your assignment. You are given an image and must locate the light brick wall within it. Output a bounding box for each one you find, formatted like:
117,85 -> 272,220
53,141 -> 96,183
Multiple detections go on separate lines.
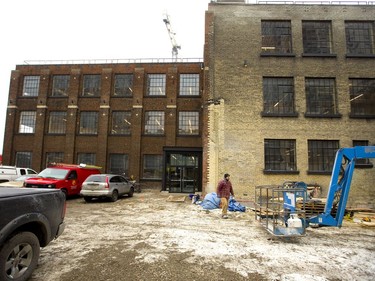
205,3 -> 375,208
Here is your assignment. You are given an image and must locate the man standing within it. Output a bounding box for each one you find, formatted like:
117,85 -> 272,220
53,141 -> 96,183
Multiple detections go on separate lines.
216,173 -> 234,219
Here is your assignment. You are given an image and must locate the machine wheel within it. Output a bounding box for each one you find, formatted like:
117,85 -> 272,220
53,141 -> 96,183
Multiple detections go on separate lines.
110,190 -> 119,202
0,232 -> 40,281
128,187 -> 134,198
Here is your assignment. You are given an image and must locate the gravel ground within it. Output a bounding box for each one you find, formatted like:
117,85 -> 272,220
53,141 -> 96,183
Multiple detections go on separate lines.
29,189 -> 375,281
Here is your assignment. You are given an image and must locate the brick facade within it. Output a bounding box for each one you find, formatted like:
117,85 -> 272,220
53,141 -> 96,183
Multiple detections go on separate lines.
204,3 -> 375,208
3,62 -> 205,191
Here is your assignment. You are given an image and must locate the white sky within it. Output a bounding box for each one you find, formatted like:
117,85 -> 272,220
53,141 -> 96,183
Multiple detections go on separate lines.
0,0 -> 211,153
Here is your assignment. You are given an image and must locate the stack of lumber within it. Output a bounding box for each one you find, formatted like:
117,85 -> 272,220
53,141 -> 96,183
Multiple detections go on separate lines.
296,198 -> 338,218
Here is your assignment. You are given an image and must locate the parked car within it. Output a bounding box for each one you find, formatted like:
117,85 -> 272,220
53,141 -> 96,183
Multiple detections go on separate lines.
24,163 -> 101,197
0,187 -> 66,281
0,166 -> 38,183
0,174 -> 37,188
80,174 -> 134,202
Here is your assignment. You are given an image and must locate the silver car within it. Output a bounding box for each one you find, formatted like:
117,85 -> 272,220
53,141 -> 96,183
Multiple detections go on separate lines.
80,174 -> 134,202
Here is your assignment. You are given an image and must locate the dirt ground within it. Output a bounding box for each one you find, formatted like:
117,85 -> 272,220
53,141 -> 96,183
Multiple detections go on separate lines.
29,189 -> 375,281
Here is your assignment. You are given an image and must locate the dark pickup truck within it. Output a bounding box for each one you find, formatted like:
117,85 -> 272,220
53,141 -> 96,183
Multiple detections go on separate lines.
0,187 -> 66,281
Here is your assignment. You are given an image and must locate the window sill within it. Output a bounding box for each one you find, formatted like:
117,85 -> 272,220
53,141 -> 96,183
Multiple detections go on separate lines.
263,170 -> 299,175
349,114 -> 375,119
260,53 -> 296,57
302,53 -> 337,58
307,171 -> 332,175
304,113 -> 342,118
261,112 -> 298,117
355,163 -> 374,169
346,54 -> 375,58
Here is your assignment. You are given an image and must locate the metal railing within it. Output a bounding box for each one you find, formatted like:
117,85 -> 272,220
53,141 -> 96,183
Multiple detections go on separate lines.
255,1 -> 374,4
23,57 -> 203,66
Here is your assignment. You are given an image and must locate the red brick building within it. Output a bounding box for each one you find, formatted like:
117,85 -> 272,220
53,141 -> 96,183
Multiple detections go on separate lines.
3,60 -> 206,192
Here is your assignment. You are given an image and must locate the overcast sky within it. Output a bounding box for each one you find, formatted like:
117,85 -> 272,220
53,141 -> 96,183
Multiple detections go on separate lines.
0,0 -> 210,153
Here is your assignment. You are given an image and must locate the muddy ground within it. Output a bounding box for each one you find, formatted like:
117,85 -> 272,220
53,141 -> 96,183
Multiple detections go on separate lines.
30,189 -> 375,281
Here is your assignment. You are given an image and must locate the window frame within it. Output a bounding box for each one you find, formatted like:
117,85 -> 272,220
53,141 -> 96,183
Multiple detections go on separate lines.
179,74 -> 200,96
77,153 -> 96,165
19,111 -> 36,134
15,152 -> 32,168
46,152 -> 64,166
264,139 -> 298,174
144,111 -> 165,135
262,77 -> 297,117
22,76 -> 40,97
109,154 -> 129,176
111,111 -> 132,135
349,78 -> 375,118
345,21 -> 375,57
178,111 -> 200,136
305,78 -> 341,118
142,154 -> 163,180
261,20 -> 294,56
146,74 -> 166,96
307,140 -> 339,174
79,111 -> 98,135
113,74 -> 133,97
52,75 -> 70,97
302,21 -> 335,56
48,111 -> 67,134
82,74 -> 101,97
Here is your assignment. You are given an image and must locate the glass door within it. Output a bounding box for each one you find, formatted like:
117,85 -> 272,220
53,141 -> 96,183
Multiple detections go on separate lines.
165,151 -> 201,193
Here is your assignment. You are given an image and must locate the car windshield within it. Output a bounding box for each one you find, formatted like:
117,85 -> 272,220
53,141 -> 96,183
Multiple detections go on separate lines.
38,168 -> 69,179
85,175 -> 107,182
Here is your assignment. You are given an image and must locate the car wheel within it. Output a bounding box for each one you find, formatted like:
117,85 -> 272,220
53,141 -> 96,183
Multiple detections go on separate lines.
0,231 -> 40,281
110,190 -> 119,202
83,196 -> 92,203
128,187 -> 134,197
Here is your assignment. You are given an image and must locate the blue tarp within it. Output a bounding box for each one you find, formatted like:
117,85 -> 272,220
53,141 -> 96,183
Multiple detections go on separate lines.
200,192 -> 246,212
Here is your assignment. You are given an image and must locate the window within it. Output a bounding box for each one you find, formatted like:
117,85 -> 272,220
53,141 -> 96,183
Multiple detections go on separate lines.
308,140 -> 339,173
79,112 -> 98,135
111,111 -> 131,135
147,74 -> 166,96
353,140 -> 373,167
345,21 -> 375,55
114,74 -> 133,96
261,20 -> 292,54
178,111 -> 199,135
52,75 -> 70,97
262,77 -> 296,116
305,78 -> 339,116
179,74 -> 200,96
264,139 -> 297,172
46,152 -> 64,165
16,152 -> 32,167
143,155 -> 162,179
22,76 -> 40,97
349,78 -> 375,117
302,21 -> 333,54
48,112 -> 67,134
77,153 -> 96,165
19,111 -> 36,133
144,111 -> 164,135
82,75 -> 101,97
109,154 -> 129,175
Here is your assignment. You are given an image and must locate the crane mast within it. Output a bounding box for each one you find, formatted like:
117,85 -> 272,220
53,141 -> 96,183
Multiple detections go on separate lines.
163,13 -> 181,61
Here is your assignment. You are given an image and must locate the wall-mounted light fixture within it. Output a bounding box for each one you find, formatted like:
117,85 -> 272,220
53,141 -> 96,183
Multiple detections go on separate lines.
243,60 -> 248,67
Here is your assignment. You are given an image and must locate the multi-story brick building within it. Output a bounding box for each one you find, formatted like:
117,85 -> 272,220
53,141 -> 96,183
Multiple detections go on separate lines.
204,1 -> 375,208
3,60 -> 206,193
2,1 -> 375,208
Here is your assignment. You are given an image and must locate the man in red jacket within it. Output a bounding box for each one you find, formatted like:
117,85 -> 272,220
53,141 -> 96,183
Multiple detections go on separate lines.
216,173 -> 235,219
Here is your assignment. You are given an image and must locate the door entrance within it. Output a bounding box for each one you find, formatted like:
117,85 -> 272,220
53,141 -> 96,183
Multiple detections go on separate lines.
164,149 -> 202,193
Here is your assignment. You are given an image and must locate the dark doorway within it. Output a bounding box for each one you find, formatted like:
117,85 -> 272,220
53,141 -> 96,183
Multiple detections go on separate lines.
163,148 -> 202,193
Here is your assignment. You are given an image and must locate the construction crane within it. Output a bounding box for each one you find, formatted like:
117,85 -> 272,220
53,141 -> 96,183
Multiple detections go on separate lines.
163,13 -> 181,61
